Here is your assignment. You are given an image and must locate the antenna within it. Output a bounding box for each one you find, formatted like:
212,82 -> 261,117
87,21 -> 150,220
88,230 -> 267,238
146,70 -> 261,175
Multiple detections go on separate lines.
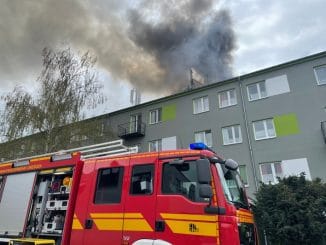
189,67 -> 206,89
130,88 -> 141,106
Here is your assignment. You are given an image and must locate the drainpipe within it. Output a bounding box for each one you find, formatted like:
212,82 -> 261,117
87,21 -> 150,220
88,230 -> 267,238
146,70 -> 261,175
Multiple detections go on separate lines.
238,76 -> 259,191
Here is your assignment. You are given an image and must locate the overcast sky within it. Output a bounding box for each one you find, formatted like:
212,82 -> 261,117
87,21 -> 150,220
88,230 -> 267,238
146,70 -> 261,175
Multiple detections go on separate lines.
1,0 -> 326,116
228,0 -> 326,75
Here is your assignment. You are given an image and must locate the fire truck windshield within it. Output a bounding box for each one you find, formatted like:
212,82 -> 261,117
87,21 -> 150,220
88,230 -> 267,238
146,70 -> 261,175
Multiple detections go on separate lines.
215,163 -> 249,209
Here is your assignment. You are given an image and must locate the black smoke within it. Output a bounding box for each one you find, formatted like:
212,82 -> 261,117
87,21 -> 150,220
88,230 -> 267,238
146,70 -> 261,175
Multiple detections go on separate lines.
0,0 -> 235,94
127,0 -> 235,91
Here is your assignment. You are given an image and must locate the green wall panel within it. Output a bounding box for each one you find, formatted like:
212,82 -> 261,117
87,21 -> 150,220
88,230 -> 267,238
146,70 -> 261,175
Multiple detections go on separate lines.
274,113 -> 300,137
162,104 -> 176,121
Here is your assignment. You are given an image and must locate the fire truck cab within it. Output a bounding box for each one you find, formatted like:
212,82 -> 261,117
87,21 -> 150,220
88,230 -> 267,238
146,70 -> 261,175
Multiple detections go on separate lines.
0,140 -> 257,245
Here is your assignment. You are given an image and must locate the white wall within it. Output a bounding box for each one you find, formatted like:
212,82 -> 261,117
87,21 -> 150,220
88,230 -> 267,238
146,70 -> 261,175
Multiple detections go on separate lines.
282,158 -> 311,180
266,74 -> 290,96
162,136 -> 177,150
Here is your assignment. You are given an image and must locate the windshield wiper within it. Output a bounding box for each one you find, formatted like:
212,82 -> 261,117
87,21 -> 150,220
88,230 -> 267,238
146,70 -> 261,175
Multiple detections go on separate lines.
231,200 -> 249,209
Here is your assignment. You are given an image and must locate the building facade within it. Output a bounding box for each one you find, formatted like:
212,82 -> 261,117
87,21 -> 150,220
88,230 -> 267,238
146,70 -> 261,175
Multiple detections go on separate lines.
97,51 -> 326,196
1,51 -> 325,197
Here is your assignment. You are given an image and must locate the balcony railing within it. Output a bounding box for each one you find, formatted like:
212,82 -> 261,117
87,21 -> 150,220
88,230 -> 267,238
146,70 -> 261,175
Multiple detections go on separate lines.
118,121 -> 146,139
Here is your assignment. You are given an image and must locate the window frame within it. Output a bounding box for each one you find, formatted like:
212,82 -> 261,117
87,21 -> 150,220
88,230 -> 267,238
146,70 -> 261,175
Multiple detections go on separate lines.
192,96 -> 209,114
247,81 -> 267,101
253,119 -> 276,140
149,108 -> 162,124
148,139 -> 162,152
314,65 -> 326,85
194,129 -> 212,147
259,162 -> 283,184
161,161 -> 209,203
218,89 -> 237,108
94,167 -> 124,204
129,164 -> 155,195
221,125 -> 243,145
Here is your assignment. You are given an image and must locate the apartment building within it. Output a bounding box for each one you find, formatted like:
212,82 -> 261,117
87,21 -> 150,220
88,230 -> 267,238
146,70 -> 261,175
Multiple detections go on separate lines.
94,51 -> 326,196
1,51 -> 325,197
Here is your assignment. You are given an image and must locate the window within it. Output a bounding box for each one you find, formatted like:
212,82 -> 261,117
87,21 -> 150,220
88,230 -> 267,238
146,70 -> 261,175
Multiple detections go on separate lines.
149,139 -> 162,152
130,164 -> 154,195
162,161 -> 208,203
149,108 -> 162,124
238,165 -> 248,186
259,162 -> 283,184
253,119 -> 276,140
195,130 -> 212,147
218,89 -> 237,108
247,81 -> 267,101
94,167 -> 124,204
314,65 -> 326,85
222,125 -> 242,145
130,114 -> 142,133
193,96 -> 209,114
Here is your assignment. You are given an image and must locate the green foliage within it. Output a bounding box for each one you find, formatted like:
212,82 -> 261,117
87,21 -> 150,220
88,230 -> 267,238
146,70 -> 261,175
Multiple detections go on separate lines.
0,46 -> 106,152
253,174 -> 326,245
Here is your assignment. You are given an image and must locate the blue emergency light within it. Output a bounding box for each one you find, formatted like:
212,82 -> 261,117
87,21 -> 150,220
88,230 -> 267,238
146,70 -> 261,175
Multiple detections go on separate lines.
189,142 -> 209,150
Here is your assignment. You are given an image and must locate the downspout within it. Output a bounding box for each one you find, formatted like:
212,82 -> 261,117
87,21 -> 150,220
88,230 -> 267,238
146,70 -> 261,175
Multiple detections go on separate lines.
238,76 -> 259,191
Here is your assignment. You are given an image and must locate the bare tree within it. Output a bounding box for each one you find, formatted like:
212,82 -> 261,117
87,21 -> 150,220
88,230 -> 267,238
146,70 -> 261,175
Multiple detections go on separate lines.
0,47 -> 106,152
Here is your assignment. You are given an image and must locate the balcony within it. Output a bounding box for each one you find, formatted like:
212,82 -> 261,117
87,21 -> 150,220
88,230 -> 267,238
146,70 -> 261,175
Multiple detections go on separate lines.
118,121 -> 146,139
322,121 -> 326,144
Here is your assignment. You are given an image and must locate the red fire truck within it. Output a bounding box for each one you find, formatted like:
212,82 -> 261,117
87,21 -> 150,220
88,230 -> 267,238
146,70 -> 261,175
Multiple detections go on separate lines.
0,140 -> 257,245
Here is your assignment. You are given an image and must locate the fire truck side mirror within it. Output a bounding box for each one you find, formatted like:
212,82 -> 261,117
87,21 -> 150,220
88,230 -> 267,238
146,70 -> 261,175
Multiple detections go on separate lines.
196,159 -> 211,184
225,159 -> 239,171
199,184 -> 213,199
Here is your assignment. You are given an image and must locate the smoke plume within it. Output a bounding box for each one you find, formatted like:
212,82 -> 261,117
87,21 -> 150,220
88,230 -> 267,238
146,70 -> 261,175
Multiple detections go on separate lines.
0,0 -> 235,93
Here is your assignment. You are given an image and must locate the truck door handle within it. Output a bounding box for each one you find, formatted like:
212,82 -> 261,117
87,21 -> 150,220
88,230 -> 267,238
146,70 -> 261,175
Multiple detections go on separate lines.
155,220 -> 165,232
85,219 -> 93,229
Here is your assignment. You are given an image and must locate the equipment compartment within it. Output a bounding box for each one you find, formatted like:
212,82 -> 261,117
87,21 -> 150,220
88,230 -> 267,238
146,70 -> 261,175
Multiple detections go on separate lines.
26,168 -> 73,243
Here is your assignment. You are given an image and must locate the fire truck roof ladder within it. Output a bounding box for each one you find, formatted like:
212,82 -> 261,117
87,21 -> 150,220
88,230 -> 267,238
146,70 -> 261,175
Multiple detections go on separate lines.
0,139 -> 138,165
66,139 -> 138,159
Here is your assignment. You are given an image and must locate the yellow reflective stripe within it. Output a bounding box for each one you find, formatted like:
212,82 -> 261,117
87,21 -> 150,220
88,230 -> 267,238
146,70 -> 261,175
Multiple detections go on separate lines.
165,220 -> 217,237
39,169 -> 54,174
90,212 -> 143,219
90,213 -> 153,231
159,150 -> 200,156
124,213 -> 144,218
72,214 -> 83,230
55,167 -> 72,172
237,210 -> 254,224
124,219 -> 153,231
93,219 -> 124,230
161,213 -> 217,222
30,156 -> 51,162
90,213 -> 124,218
10,238 -> 55,244
0,163 -> 12,168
